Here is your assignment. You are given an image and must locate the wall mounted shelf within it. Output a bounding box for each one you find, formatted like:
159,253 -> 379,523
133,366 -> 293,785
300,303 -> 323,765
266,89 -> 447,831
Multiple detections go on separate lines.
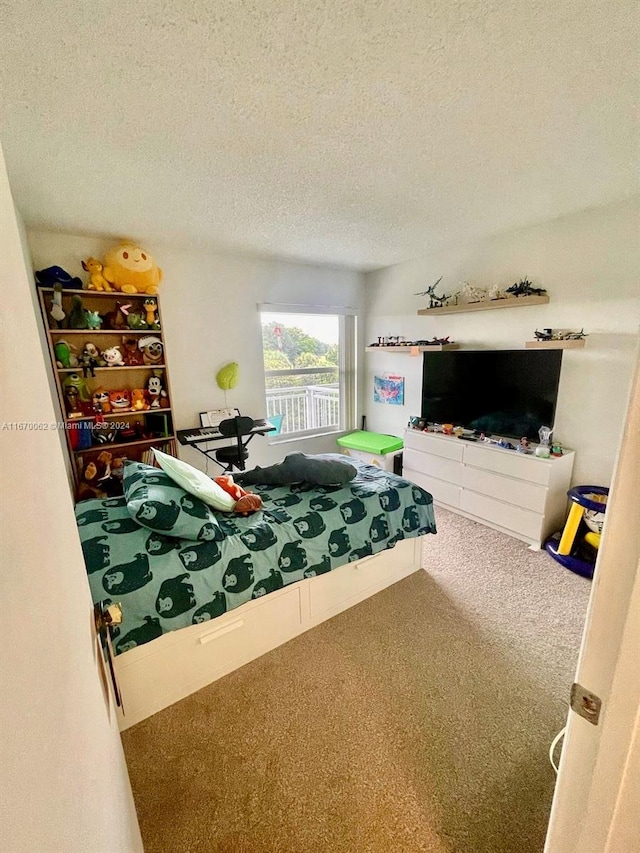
365,344 -> 459,355
417,294 -> 549,316
525,339 -> 586,349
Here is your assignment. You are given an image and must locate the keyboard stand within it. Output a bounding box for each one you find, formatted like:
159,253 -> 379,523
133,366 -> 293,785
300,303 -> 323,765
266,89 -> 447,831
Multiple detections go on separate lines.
176,419 -> 276,472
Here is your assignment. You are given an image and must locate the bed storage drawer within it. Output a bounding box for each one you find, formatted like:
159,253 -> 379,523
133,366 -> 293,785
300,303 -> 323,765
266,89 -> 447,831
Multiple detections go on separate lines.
309,538 -> 418,623
116,585 -> 303,726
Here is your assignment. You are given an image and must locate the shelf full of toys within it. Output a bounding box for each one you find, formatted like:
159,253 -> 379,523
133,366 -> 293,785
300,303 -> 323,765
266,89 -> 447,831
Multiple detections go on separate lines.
35,243 -> 178,499
416,277 -> 550,316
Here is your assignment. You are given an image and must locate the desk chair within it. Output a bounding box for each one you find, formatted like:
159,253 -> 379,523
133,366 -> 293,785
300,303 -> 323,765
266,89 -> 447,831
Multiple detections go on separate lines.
214,416 -> 255,472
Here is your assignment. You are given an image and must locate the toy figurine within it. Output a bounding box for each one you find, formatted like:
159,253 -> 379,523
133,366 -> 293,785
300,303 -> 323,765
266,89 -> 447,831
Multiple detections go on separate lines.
108,390 -> 132,412
49,283 -> 66,328
82,258 -> 113,292
80,344 -> 100,377
85,310 -> 103,330
131,388 -> 149,411
63,371 -> 91,403
138,335 -> 164,366
551,442 -> 564,457
92,387 -> 111,414
506,278 -> 547,297
104,301 -> 131,330
84,342 -> 105,365
68,295 -> 89,329
102,242 -> 162,294
121,336 -> 145,366
101,345 -> 125,367
54,339 -> 79,369
126,311 -> 148,330
143,297 -> 160,329
534,328 -> 554,341
63,385 -> 83,417
35,266 -> 83,289
517,436 -> 531,454
146,371 -> 169,408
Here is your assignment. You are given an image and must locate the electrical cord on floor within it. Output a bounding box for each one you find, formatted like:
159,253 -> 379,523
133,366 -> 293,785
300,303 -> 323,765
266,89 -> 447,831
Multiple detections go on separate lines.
549,726 -> 567,774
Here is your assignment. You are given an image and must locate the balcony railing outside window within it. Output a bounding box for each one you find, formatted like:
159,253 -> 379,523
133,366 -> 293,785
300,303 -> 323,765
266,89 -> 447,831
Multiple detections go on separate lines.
265,366 -> 340,435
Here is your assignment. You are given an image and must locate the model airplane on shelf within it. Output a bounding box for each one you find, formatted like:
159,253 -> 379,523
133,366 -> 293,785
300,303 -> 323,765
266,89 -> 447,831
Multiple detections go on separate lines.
534,328 -> 588,341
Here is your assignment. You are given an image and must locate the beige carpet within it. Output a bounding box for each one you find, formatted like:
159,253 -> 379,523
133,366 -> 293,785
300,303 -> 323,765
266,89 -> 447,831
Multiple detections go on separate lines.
122,508 -> 591,853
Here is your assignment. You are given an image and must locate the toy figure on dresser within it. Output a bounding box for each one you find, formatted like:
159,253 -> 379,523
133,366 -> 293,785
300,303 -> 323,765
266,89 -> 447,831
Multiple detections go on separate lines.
146,371 -> 169,408
35,266 -> 82,289
101,345 -> 125,367
108,390 -> 131,413
143,298 -> 161,329
82,258 -> 113,292
49,284 -> 66,328
92,388 -> 111,414
121,336 -> 145,365
139,336 -> 164,365
101,243 -> 162,294
68,295 -> 89,329
517,436 -> 531,454
131,389 -> 150,411
54,340 -> 79,369
104,301 -> 131,331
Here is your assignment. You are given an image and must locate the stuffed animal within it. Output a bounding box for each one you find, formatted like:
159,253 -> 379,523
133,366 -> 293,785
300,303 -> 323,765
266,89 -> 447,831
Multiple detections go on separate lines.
49,284 -> 66,328
85,310 -> 103,329
102,243 -> 162,294
146,371 -> 169,408
101,346 -> 125,367
63,371 -> 91,402
121,336 -> 145,365
35,266 -> 82,289
68,295 -> 89,329
92,387 -> 111,414
108,390 -> 131,412
138,335 -> 164,365
54,340 -> 79,369
214,475 -> 263,515
82,258 -> 113,292
104,301 -> 131,330
126,311 -> 148,330
131,389 -> 149,411
143,298 -> 160,329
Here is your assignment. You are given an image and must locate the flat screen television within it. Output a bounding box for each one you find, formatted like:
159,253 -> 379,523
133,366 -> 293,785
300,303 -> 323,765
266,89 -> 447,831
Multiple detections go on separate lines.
421,350 -> 563,441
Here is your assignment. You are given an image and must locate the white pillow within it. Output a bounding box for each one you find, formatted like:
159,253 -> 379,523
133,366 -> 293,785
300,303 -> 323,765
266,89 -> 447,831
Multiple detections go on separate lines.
153,448 -> 236,512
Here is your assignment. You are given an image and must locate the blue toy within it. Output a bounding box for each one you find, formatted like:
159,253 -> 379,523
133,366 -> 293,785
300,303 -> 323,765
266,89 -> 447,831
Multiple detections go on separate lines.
545,485 -> 609,579
35,266 -> 82,289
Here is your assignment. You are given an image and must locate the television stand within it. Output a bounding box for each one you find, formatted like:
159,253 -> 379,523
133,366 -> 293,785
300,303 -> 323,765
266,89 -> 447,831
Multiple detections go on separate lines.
402,430 -> 575,549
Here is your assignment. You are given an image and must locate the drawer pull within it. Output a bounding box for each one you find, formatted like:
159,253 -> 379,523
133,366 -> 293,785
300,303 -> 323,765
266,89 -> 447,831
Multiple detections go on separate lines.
199,619 -> 244,644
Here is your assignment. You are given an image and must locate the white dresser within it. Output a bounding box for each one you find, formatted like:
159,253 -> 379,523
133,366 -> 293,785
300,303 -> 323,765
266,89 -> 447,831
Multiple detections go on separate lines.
403,430 -> 574,548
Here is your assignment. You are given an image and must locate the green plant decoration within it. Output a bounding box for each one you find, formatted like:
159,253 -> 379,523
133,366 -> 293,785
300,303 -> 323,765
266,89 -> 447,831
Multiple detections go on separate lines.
216,362 -> 239,391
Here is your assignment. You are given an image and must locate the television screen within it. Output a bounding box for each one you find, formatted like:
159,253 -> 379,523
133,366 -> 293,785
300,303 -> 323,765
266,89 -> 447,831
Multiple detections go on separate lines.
421,350 -> 563,441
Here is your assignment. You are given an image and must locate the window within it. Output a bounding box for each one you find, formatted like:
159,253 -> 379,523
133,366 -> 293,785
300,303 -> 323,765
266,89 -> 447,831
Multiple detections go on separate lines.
259,305 -> 356,440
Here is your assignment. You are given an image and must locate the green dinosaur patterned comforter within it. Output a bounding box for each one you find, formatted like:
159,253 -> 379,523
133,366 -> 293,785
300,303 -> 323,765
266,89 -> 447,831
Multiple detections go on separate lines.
76,462 -> 436,655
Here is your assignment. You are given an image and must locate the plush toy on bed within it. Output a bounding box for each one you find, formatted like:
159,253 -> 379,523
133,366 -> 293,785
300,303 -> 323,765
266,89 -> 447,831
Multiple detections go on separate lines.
214,475 -> 263,515
235,452 -> 357,486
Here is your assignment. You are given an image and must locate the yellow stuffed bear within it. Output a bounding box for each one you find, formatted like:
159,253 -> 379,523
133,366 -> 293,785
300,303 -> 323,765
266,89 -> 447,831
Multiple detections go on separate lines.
102,242 -> 162,294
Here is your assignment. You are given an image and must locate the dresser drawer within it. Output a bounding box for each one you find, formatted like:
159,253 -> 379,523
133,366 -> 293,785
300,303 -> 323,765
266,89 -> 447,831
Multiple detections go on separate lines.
459,490 -> 543,541
463,444 -> 552,486
403,467 -> 461,508
462,466 -> 548,513
404,430 -> 464,461
403,448 -> 463,485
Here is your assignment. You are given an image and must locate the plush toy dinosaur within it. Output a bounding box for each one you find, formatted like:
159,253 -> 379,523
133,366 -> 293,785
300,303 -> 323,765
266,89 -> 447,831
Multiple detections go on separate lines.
214,475 -> 263,515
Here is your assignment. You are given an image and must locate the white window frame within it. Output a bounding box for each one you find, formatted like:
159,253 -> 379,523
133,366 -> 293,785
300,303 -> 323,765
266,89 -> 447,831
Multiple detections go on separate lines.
258,303 -> 357,442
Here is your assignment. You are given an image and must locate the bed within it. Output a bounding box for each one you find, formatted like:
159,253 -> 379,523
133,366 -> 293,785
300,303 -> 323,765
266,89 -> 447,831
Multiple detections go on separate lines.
77,457 -> 436,729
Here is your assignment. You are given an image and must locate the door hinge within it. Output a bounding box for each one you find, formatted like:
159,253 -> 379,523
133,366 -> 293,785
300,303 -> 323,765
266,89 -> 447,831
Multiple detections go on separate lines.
570,682 -> 602,725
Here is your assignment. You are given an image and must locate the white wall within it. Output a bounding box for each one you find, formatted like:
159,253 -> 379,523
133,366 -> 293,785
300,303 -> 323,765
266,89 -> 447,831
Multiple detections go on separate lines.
27,231 -> 364,472
364,197 -> 640,485
0,150 -> 143,851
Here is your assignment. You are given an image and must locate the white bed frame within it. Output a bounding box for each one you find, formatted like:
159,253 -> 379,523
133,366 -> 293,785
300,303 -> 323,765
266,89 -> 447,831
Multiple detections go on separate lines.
114,537 -> 423,730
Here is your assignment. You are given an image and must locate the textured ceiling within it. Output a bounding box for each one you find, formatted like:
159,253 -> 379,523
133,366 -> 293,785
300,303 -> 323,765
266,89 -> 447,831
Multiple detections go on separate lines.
0,0 -> 637,269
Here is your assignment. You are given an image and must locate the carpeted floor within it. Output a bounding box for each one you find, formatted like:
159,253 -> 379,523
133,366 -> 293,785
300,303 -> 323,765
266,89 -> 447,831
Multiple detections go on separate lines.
122,508 -> 591,853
